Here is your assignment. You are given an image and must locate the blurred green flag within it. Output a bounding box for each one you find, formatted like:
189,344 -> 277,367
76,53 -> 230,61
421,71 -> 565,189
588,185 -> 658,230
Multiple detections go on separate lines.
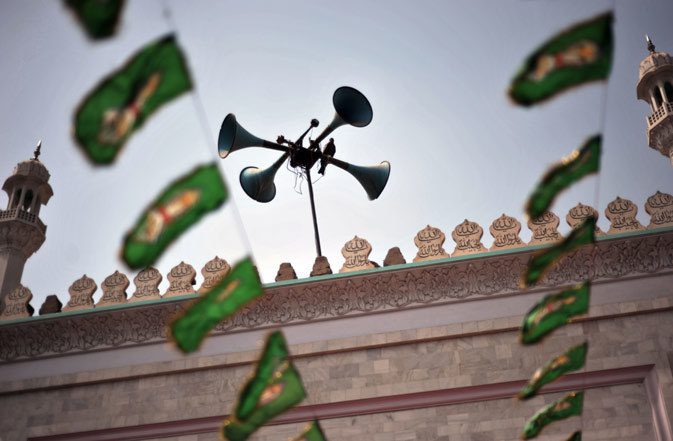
170,257 -> 263,353
74,35 -> 192,164
526,135 -> 601,219
509,12 -> 613,106
519,342 -> 588,399
523,217 -> 596,287
520,283 -> 590,345
291,421 -> 328,441
64,0 -> 125,40
522,392 -> 584,439
222,331 -> 307,441
122,163 -> 227,270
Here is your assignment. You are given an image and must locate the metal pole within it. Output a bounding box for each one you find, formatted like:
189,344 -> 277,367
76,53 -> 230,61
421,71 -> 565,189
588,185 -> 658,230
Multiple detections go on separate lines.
305,167 -> 322,257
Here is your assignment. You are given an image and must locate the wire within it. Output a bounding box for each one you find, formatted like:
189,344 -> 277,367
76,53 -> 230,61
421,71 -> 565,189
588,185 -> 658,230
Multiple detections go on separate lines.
158,0 -> 254,256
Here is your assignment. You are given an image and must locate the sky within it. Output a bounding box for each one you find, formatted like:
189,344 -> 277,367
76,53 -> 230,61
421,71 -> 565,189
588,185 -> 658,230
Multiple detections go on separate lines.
1,0 -> 672,309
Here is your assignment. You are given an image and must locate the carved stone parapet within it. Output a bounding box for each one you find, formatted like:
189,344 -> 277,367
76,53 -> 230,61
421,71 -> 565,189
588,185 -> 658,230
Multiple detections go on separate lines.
413,225 -> 449,262
1,229 -> 672,360
198,256 -> 231,293
566,203 -> 604,236
0,284 -> 33,320
39,295 -> 62,315
63,275 -> 96,311
275,263 -> 297,282
605,196 -> 644,234
489,214 -> 524,251
340,236 -> 376,273
164,262 -> 196,298
0,219 -> 46,259
451,219 -> 487,257
310,256 -> 332,277
96,271 -> 129,307
645,191 -> 673,229
129,267 -> 162,302
527,211 -> 561,246
383,247 -> 406,266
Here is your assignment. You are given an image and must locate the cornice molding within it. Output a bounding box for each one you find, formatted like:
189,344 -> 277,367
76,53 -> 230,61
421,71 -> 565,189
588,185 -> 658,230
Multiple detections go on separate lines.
1,229 -> 672,361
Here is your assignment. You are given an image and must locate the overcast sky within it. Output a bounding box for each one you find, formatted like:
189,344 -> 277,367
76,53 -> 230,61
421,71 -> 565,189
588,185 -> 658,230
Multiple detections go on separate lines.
1,0 -> 672,309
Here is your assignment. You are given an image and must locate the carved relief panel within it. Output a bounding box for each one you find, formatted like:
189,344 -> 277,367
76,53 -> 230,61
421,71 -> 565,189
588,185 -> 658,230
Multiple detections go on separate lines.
63,275 -> 96,311
96,271 -> 129,307
413,225 -> 449,262
129,267 -> 162,302
340,236 -> 376,273
527,211 -> 561,246
164,261 -> 196,298
451,219 -> 487,256
605,196 -> 644,234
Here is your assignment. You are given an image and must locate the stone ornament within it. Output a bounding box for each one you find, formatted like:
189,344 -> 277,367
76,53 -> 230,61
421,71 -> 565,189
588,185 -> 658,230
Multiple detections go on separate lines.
605,196 -> 644,234
39,295 -> 62,315
96,270 -> 129,307
451,219 -> 487,257
527,211 -> 561,246
383,247 -> 406,266
2,231 -> 673,360
566,203 -> 604,236
0,284 -> 33,320
310,256 -> 332,277
275,263 -> 297,282
645,191 -> 673,229
164,261 -> 196,298
198,256 -> 231,293
340,236 -> 376,273
63,275 -> 96,311
129,267 -> 162,302
413,225 -> 449,262
489,214 -> 524,251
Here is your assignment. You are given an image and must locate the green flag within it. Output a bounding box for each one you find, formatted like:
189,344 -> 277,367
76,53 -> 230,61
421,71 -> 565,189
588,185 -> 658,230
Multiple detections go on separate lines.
519,342 -> 588,399
509,12 -> 613,106
64,0 -> 125,40
170,257 -> 263,353
291,421 -> 327,441
564,432 -> 582,441
526,135 -> 601,219
521,283 -> 590,345
74,34 -> 192,164
223,331 -> 307,441
522,392 -> 583,439
523,217 -> 595,287
122,163 -> 227,269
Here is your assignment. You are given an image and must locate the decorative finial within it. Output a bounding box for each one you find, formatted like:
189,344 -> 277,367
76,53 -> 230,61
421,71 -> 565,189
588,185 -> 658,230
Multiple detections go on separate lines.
33,140 -> 42,161
646,34 -> 656,53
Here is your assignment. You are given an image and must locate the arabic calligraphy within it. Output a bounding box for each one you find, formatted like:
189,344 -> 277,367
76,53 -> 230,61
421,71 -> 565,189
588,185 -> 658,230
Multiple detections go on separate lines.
130,267 -> 162,302
413,225 -> 449,262
489,214 -> 524,251
340,236 -> 376,273
645,191 -> 673,229
96,270 -> 129,306
0,285 -> 32,320
528,211 -> 561,246
63,275 -> 96,311
451,219 -> 487,257
199,256 -> 231,293
164,261 -> 196,298
605,196 -> 644,234
566,203 -> 604,236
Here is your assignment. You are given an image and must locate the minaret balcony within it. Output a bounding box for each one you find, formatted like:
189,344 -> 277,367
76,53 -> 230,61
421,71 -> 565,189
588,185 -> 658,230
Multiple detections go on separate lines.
0,208 -> 46,234
647,102 -> 673,128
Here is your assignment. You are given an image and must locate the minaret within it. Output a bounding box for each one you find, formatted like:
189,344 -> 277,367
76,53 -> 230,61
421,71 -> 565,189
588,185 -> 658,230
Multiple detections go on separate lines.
0,141 -> 53,306
636,35 -> 673,166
